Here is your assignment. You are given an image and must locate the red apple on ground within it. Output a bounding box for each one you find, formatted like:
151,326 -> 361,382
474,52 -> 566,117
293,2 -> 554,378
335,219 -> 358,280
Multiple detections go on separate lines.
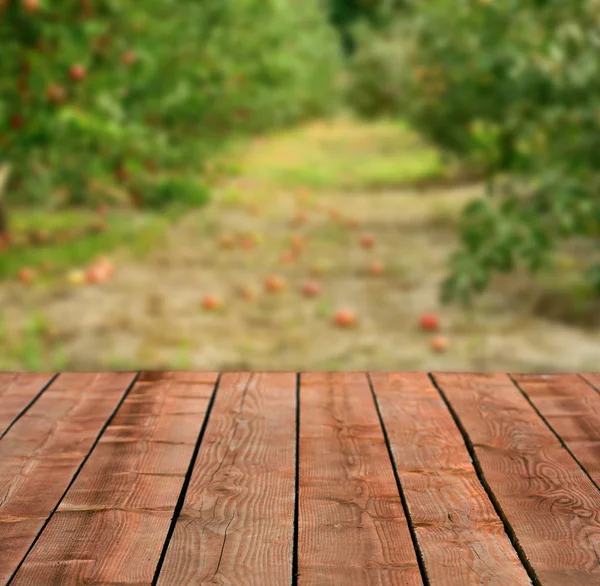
329,209 -> 341,221
17,267 -> 36,283
360,234 -> 375,249
368,261 -> 385,276
419,313 -> 440,331
265,275 -> 286,293
86,265 -> 106,284
201,295 -> 221,311
86,257 -> 114,283
334,309 -> 357,328
301,281 -> 321,298
240,237 -> 255,251
346,218 -> 359,229
430,335 -> 448,353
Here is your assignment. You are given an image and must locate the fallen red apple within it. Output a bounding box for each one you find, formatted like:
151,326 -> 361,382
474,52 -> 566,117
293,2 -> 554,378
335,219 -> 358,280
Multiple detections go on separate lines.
334,309 -> 357,328
86,265 -> 107,284
265,275 -> 286,293
419,313 -> 440,331
240,237 -> 255,251
17,267 -> 36,283
430,335 -> 448,353
329,209 -> 341,221
368,261 -> 385,276
201,295 -> 221,311
301,281 -> 321,298
360,234 -> 375,249
346,218 -> 359,229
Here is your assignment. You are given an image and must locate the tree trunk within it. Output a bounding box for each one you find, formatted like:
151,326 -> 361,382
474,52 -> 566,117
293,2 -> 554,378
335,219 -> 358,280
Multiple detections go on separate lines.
0,164 -> 11,237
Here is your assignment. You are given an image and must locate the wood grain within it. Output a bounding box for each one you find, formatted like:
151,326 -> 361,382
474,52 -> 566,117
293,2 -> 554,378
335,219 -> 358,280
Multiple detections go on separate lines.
512,373 -> 600,487
0,373 -> 55,438
298,372 -> 422,586
581,374 -> 600,394
433,372 -> 600,586
0,372 -> 135,586
157,372 -> 297,586
370,372 -> 531,585
10,371 -> 218,586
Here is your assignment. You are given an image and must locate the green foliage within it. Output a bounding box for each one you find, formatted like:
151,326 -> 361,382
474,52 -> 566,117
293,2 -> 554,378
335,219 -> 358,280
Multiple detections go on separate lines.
397,0 -> 600,304
139,176 -> 210,210
326,0 -> 407,54
345,22 -> 407,118
0,0 -> 342,210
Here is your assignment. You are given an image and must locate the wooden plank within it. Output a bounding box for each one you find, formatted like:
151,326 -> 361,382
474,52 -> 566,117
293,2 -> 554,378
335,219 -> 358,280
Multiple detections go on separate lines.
157,372 -> 297,586
0,373 -> 56,438
581,373 -> 600,393
370,372 -> 532,585
0,372 -> 136,586
10,371 -> 218,586
298,372 -> 422,586
512,373 -> 600,487
433,372 -> 600,586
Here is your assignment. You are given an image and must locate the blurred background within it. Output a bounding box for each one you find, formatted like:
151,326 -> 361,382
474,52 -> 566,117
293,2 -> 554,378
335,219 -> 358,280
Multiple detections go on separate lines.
1,0 -> 599,373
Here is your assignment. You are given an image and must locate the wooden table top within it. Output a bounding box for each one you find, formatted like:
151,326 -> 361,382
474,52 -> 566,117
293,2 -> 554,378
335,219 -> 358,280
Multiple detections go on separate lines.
1,371 -> 599,585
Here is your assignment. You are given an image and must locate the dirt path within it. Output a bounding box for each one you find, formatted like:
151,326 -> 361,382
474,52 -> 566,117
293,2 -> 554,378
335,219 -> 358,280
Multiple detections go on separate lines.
3,119 -> 600,372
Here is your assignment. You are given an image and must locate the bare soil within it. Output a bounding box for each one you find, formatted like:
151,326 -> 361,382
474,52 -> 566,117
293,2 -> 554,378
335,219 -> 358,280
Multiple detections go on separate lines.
3,119 -> 599,372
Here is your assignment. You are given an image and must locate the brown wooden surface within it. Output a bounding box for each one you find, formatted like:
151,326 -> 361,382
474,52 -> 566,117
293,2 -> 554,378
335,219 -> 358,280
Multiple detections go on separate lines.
298,372 -> 421,586
0,372 -> 135,585
9,371 -> 218,586
0,370 -> 599,585
157,372 -> 297,586
433,372 -> 600,586
513,373 -> 600,487
0,373 -> 55,438
370,372 -> 532,585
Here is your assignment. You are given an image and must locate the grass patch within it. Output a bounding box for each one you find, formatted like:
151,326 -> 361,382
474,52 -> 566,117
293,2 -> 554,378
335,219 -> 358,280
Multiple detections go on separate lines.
0,310 -> 70,371
239,117 -> 452,192
0,207 -> 172,281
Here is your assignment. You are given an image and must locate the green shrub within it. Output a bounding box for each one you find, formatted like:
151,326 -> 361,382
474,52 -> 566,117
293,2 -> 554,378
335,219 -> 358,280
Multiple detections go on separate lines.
139,176 -> 210,211
397,0 -> 600,304
345,22 -> 406,118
